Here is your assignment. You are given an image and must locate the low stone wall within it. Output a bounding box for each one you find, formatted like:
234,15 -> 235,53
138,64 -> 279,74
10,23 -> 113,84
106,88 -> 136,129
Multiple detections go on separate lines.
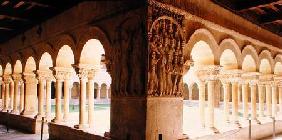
195,120 -> 282,140
0,111 -> 46,134
49,123 -> 104,140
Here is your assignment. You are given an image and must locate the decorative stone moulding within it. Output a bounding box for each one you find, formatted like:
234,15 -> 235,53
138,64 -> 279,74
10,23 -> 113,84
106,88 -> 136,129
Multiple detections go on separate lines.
12,74 -> 22,81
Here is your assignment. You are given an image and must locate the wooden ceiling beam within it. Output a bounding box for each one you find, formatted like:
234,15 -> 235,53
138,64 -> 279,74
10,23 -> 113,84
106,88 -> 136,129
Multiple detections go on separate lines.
260,12 -> 282,24
0,14 -> 28,21
0,27 -> 13,31
239,1 -> 282,12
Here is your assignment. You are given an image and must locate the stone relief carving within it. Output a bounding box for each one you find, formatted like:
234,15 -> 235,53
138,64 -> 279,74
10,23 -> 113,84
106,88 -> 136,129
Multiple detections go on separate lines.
148,4 -> 186,97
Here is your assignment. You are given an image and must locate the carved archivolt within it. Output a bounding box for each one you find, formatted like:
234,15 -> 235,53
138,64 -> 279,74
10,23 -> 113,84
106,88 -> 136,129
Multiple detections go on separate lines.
148,2 -> 186,97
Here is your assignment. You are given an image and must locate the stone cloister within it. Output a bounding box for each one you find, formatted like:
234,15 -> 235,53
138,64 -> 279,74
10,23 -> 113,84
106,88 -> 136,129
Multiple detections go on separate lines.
0,0 -> 281,140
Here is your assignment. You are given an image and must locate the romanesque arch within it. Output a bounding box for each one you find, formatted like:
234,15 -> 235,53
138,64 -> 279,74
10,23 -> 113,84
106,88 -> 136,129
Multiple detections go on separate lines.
242,45 -> 259,72
258,50 -> 274,74
13,60 -> 23,74
56,45 -> 75,68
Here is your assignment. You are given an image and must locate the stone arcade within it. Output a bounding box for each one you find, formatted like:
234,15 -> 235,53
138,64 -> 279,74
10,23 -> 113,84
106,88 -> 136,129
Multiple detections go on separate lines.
0,0 -> 281,140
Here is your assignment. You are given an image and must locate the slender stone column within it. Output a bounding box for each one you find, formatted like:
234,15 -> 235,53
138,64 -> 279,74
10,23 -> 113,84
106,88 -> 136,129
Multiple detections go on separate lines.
222,81 -> 230,122
9,81 -> 14,110
198,81 -> 206,127
63,77 -> 71,121
189,86 -> 193,100
265,84 -> 272,117
54,79 -> 63,123
258,83 -> 265,117
46,79 -> 52,121
23,73 -> 38,117
77,69 -> 88,129
238,84 -> 241,105
97,85 -> 101,99
250,81 -> 257,121
4,80 -> 10,111
37,79 -> 46,118
19,81 -> 24,113
242,83 -> 249,119
231,81 -> 239,123
1,84 -> 5,109
106,87 -> 110,99
279,85 -> 282,113
88,70 -> 95,128
207,80 -> 215,128
12,75 -> 20,114
272,83 -> 277,117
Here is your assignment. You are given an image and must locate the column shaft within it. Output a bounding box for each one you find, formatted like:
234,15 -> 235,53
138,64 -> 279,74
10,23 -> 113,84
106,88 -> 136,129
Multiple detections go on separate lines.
199,82 -> 205,127
266,84 -> 272,117
79,78 -> 87,128
279,86 -> 282,113
272,84 -> 277,117
9,82 -> 14,110
250,84 -> 257,120
63,80 -> 70,121
88,79 -> 94,128
258,84 -> 265,117
232,82 -> 239,123
54,80 -> 63,122
46,80 -> 52,121
97,86 -> 101,99
37,80 -> 45,117
242,83 -> 249,119
207,80 -> 215,128
4,83 -> 9,111
19,83 -> 24,112
223,82 -> 230,122
12,81 -> 19,114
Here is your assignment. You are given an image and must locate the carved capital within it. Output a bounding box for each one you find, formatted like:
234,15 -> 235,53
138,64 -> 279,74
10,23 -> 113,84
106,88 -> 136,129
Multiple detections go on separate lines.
3,75 -> 12,84
23,72 -> 38,84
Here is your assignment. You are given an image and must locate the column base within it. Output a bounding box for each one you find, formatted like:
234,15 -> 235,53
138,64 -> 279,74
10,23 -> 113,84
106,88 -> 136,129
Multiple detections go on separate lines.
22,110 -> 37,118
74,124 -> 89,130
232,121 -> 242,129
251,118 -> 261,125
35,114 -> 45,120
11,110 -> 19,115
207,127 -> 219,134
52,117 -> 63,124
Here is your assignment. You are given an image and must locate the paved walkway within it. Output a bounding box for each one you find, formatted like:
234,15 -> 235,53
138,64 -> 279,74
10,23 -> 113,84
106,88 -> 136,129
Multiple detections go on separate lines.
0,125 -> 48,140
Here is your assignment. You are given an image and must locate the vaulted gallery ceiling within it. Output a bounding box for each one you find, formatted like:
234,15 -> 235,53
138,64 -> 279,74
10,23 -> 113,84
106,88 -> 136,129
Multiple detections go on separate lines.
213,0 -> 282,36
0,0 -> 82,43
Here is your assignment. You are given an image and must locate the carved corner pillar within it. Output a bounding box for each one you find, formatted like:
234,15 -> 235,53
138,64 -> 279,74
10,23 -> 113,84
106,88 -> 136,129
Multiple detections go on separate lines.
22,72 -> 38,117
145,2 -> 187,140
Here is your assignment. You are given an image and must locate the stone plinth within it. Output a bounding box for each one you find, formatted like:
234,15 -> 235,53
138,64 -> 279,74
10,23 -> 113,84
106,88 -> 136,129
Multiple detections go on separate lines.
0,111 -> 47,134
49,123 -> 103,140
146,97 -> 183,140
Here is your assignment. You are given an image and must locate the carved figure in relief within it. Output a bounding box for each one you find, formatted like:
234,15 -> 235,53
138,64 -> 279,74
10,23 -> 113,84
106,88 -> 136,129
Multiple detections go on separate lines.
148,51 -> 159,96
166,52 -> 173,95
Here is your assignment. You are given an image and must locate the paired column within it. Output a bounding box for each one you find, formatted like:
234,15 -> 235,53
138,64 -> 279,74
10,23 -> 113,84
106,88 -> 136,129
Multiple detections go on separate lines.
12,74 -> 21,114
222,81 -> 230,123
271,83 -> 277,117
242,82 -> 249,119
207,80 -> 215,128
231,81 -> 239,124
77,69 -> 88,129
46,79 -> 52,121
37,79 -> 46,118
88,70 -> 96,128
63,72 -> 72,121
249,81 -> 257,121
265,83 -> 272,117
19,81 -> 25,113
97,86 -> 101,99
279,85 -> 282,113
53,69 -> 64,123
22,73 -> 38,117
3,76 -> 11,111
258,83 -> 265,117
1,84 -> 5,109
198,81 -> 206,127
9,81 -> 14,111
